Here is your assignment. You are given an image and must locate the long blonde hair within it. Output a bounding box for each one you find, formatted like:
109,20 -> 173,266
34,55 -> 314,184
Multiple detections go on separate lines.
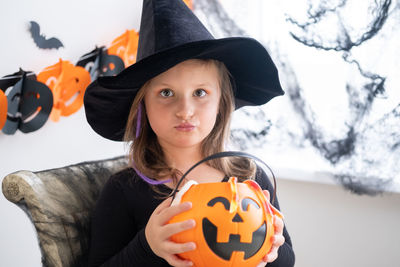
124,59 -> 256,195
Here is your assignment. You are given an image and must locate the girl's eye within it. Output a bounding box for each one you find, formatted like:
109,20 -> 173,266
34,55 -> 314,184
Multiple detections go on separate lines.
193,89 -> 207,97
160,89 -> 174,97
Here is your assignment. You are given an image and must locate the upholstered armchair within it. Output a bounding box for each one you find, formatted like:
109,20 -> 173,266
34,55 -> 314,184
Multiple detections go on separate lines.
2,156 -> 128,267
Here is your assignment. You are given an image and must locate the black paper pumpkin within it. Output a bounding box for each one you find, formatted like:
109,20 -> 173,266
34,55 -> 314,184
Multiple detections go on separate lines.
2,74 -> 53,134
76,47 -> 124,80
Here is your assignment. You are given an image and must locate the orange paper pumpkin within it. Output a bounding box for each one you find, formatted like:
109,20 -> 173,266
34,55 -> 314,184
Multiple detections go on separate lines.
169,177 -> 283,267
108,29 -> 139,67
37,59 -> 91,122
183,0 -> 193,10
0,89 -> 7,130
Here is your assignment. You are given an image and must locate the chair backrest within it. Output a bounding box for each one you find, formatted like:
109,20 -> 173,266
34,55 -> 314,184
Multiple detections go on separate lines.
2,156 -> 128,267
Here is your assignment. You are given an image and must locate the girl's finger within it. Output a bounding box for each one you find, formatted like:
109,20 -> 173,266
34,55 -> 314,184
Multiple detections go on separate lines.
166,254 -> 193,267
153,197 -> 174,214
273,215 -> 284,234
266,245 -> 279,262
272,234 -> 285,247
164,240 -> 196,255
158,202 -> 192,224
162,219 -> 196,238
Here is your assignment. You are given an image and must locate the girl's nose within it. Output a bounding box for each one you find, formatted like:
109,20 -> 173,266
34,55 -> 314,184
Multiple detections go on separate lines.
175,97 -> 194,120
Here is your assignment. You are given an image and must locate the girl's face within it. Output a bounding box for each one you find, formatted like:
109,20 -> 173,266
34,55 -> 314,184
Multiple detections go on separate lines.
144,59 -> 221,151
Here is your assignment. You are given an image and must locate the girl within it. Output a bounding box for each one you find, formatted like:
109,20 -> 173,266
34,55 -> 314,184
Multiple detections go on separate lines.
84,0 -> 295,266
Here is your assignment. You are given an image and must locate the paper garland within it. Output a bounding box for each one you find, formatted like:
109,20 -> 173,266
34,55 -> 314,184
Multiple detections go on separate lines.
0,29 -> 139,135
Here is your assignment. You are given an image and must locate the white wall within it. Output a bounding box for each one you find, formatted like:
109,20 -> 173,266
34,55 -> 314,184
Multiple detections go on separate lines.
1,1 -> 399,267
278,177 -> 400,267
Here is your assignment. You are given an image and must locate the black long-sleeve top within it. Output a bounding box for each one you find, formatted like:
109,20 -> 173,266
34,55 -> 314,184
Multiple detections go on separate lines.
89,167 -> 295,266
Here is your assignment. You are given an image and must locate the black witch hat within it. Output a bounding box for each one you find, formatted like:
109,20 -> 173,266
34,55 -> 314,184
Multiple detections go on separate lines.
84,0 -> 284,141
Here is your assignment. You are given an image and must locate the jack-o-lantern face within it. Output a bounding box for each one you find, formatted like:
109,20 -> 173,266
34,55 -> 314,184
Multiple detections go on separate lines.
76,47 -> 125,80
1,74 -> 53,135
37,59 -> 91,122
169,177 -> 282,267
203,196 -> 266,261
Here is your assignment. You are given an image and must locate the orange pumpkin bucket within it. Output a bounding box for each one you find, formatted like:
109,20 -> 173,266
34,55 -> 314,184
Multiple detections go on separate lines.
169,151 -> 283,267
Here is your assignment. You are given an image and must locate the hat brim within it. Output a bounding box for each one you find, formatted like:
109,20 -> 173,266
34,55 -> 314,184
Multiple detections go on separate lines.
84,37 -> 284,141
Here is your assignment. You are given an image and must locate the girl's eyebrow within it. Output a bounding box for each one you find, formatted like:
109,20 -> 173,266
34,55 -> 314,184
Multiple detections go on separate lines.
151,82 -> 175,88
195,83 -> 213,87
158,82 -> 173,87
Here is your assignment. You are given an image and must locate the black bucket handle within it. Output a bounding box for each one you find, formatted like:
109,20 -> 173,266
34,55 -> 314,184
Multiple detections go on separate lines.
169,151 -> 277,205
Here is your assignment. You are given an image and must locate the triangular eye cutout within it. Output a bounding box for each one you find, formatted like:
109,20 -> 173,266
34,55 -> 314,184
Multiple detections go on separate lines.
232,213 -> 243,222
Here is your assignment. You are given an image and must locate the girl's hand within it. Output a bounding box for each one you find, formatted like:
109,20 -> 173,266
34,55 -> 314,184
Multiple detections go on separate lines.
145,197 -> 196,267
257,190 -> 286,266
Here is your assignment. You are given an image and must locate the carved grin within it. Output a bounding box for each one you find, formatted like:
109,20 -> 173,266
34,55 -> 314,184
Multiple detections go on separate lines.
202,218 -> 266,260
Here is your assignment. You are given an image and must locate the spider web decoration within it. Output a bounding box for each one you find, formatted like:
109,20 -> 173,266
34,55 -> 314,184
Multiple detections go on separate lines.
193,0 -> 400,195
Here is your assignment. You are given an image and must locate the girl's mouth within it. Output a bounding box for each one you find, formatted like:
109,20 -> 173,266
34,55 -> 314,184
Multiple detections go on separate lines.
175,123 -> 196,132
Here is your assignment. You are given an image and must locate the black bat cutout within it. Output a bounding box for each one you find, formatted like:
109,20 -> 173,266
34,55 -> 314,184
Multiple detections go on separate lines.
29,21 -> 64,49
